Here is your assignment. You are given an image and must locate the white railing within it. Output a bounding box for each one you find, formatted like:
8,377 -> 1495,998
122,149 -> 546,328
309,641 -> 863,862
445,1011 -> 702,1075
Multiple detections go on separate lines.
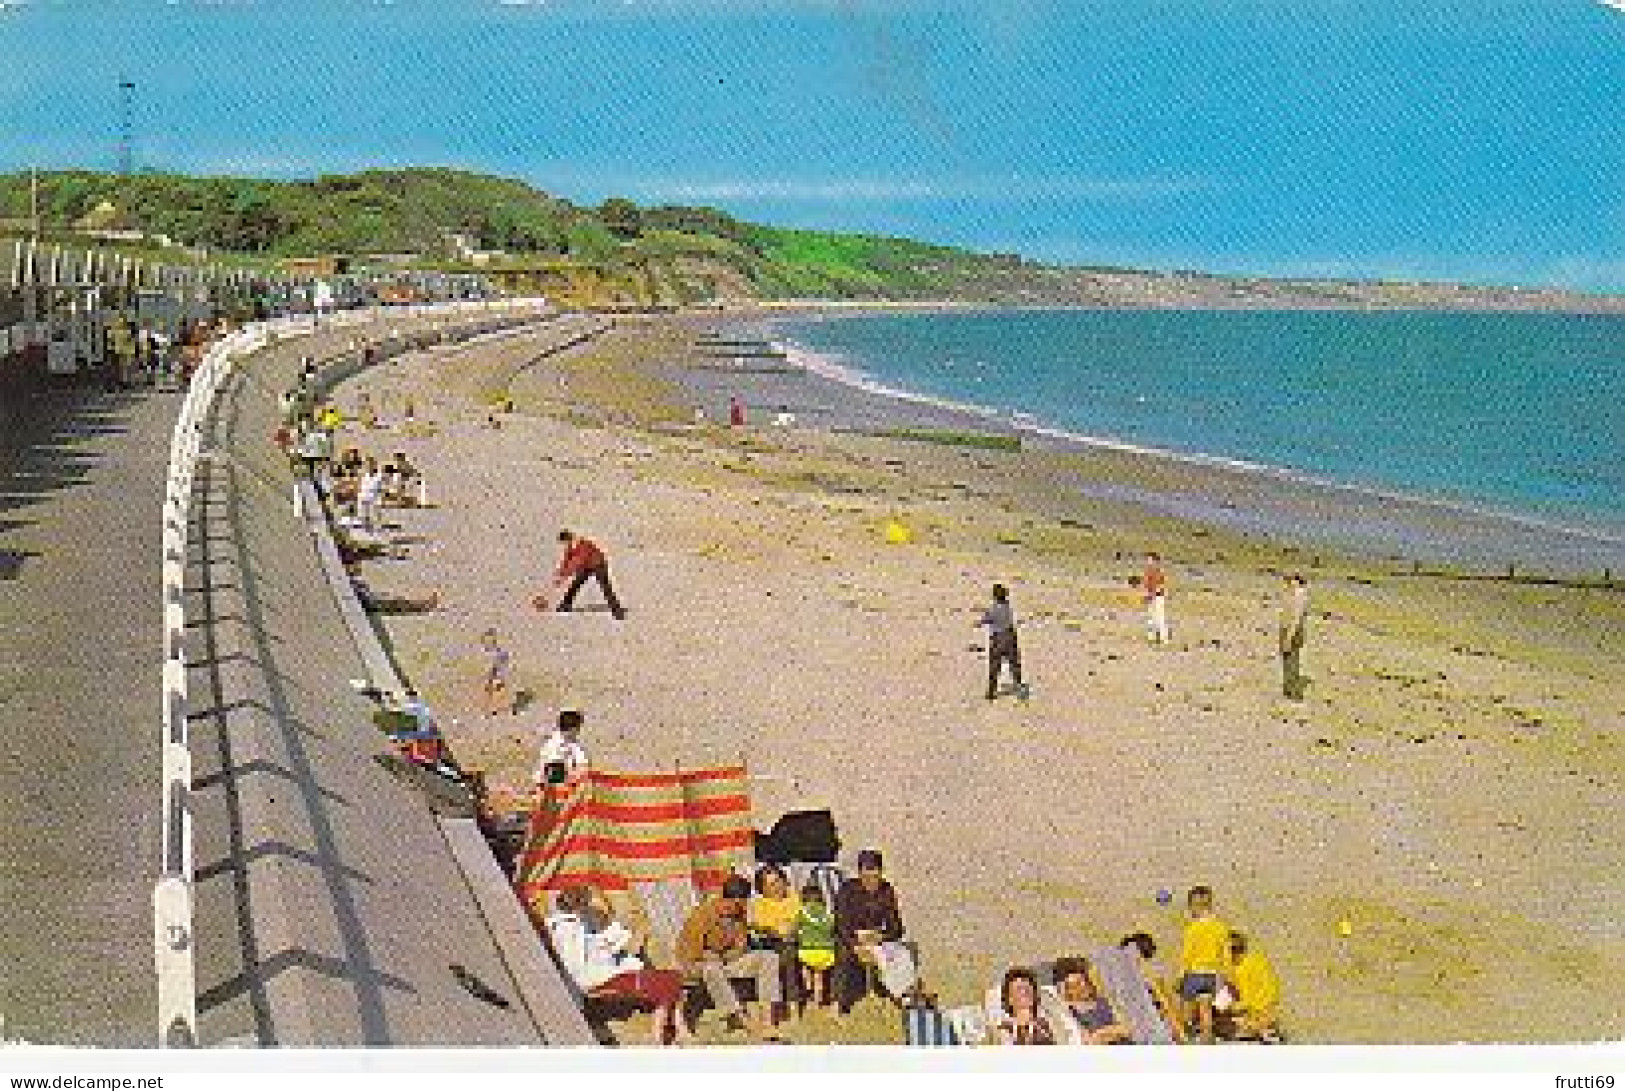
152,299 -> 546,1047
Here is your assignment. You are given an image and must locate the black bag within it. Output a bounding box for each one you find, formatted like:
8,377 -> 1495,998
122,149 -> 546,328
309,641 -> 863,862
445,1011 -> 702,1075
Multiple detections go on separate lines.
754,809 -> 840,864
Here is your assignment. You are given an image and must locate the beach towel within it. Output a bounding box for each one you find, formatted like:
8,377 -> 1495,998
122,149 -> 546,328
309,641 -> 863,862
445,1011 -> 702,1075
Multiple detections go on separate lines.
515,766 -> 754,908
1092,945 -> 1175,1045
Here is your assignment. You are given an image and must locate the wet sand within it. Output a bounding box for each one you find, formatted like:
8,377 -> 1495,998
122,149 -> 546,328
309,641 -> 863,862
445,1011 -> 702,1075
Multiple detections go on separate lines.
327,312 -> 1625,1045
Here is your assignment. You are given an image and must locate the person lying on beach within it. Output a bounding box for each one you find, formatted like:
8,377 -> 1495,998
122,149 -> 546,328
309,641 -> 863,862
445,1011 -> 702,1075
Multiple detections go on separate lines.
545,885 -> 694,1047
351,575 -> 441,615
1047,956 -> 1133,1044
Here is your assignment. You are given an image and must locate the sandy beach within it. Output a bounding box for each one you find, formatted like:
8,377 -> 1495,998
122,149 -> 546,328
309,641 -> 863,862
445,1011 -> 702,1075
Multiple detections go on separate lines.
326,311 -> 1625,1045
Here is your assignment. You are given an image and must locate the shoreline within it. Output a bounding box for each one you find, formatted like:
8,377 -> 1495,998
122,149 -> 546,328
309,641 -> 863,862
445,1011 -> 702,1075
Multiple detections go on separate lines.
690,312 -> 1625,580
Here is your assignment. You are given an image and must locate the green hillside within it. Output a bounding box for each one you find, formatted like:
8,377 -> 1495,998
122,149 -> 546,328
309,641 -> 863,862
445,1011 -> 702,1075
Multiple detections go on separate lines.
0,167 -> 1092,301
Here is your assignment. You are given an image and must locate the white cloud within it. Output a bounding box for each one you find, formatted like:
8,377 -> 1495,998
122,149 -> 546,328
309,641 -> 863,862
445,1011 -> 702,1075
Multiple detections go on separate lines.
630,176 -> 1205,202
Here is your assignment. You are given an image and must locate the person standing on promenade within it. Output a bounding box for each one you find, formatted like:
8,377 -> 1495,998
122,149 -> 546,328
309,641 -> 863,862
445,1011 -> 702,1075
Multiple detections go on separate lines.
1278,574 -> 1310,699
545,529 -> 627,620
1143,552 -> 1171,645
977,583 -> 1027,700
357,458 -> 385,532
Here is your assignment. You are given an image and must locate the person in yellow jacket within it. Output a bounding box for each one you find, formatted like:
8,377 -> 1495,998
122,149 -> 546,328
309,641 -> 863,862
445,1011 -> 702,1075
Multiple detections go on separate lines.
1177,885 -> 1232,1043
1223,931 -> 1282,1042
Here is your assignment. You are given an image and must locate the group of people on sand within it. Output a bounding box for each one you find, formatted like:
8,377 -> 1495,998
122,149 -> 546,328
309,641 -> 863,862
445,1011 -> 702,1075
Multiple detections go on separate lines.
989,885 -> 1281,1047
542,848 -> 916,1046
981,553 -> 1314,702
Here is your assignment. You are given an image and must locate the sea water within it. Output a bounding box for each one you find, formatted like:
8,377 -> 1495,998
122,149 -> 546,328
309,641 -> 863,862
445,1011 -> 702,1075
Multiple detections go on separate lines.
775,308 -> 1625,545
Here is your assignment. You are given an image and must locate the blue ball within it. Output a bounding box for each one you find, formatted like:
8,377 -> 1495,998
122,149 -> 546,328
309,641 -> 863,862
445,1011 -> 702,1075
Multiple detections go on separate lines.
1155,888 -> 1173,906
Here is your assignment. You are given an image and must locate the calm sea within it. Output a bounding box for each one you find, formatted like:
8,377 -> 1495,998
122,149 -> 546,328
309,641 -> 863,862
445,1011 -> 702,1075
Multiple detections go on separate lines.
775,308 -> 1625,541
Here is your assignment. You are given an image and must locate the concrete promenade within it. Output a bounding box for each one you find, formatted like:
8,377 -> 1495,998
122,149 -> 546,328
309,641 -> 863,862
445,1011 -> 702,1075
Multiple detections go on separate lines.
2,309 -> 591,1046
1,381 -> 178,1045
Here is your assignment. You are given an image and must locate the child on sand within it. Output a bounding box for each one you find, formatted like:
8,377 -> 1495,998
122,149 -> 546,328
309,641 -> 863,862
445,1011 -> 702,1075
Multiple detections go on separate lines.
479,628 -> 513,716
794,882 -> 836,1010
1221,931 -> 1282,1042
1177,885 -> 1232,1043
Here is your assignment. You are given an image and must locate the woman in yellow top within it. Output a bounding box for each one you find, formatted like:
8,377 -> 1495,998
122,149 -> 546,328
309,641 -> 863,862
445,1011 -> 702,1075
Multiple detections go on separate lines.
748,865 -> 804,1021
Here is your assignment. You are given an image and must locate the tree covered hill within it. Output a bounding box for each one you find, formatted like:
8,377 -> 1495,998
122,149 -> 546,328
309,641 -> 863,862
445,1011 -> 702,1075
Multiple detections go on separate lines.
0,166 -> 1111,301
1,167 -> 1618,311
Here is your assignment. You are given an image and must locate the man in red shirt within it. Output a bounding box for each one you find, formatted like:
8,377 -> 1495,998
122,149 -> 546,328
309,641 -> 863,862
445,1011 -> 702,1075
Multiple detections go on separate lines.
548,529 -> 627,620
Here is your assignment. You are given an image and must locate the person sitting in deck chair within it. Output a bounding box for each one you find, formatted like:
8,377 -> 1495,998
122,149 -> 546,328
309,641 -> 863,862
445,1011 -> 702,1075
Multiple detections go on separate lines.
833,849 -> 917,1015
1047,956 -> 1132,1045
675,876 -> 784,1042
544,886 -> 693,1047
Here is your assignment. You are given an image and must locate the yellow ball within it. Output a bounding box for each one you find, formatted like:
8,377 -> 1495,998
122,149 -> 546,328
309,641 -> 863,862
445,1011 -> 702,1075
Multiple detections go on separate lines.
1336,919 -> 1354,938
884,521 -> 913,545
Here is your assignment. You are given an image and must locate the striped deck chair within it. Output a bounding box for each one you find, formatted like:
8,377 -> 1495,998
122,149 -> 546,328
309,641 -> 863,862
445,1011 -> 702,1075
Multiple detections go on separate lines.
903,1002 -> 967,1046
1091,945 -> 1176,1044
631,876 -> 698,968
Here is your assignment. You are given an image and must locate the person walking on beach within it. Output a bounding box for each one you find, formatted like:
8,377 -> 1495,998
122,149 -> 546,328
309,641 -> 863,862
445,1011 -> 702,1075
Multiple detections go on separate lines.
479,628 -> 513,716
546,529 -> 627,620
1278,574 -> 1310,699
729,395 -> 747,427
977,583 -> 1027,700
1143,552 -> 1171,645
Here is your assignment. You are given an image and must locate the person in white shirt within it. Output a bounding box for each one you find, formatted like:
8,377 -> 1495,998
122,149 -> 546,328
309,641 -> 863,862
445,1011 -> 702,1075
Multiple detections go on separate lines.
544,886 -> 692,1046
357,457 -> 385,531
533,709 -> 589,788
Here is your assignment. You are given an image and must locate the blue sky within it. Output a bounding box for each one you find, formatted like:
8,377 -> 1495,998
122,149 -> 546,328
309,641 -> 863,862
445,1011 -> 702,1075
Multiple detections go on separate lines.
1,0 -> 1622,289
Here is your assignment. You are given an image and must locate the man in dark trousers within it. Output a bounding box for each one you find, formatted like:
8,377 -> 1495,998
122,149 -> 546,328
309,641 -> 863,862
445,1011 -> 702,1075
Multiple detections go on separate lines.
832,849 -> 915,1015
547,529 -> 627,620
977,583 -> 1027,700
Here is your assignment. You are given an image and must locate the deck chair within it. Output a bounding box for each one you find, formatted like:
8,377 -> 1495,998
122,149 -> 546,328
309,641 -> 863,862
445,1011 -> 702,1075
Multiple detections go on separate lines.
786,861 -> 844,910
943,1004 -> 989,1046
630,876 -> 698,968
1091,945 -> 1175,1044
903,1001 -> 966,1046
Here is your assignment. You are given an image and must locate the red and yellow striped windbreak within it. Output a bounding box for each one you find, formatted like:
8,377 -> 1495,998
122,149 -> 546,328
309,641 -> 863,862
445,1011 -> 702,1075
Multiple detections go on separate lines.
514,766 -> 753,900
